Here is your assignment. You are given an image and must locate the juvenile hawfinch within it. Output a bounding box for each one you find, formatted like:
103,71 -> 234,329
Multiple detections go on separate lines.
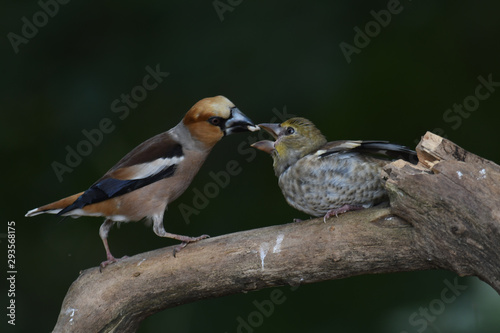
26,96 -> 259,268
252,117 -> 416,221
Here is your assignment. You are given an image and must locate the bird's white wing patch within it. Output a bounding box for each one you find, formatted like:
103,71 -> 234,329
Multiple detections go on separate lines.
336,141 -> 362,150
128,156 -> 184,180
315,141 -> 362,157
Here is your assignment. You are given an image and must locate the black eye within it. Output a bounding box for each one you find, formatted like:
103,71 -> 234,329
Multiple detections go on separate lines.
285,127 -> 295,135
208,117 -> 222,126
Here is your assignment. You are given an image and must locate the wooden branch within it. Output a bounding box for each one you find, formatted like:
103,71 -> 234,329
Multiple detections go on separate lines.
52,132 -> 500,332
384,131 -> 500,291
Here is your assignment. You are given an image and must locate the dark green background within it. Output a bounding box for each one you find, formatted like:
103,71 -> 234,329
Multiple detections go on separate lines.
2,0 -> 500,332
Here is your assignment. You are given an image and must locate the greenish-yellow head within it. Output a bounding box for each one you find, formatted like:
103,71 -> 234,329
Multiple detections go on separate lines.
253,117 -> 327,175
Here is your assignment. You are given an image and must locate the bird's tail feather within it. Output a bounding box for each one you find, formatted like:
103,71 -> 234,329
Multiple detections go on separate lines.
25,192 -> 84,217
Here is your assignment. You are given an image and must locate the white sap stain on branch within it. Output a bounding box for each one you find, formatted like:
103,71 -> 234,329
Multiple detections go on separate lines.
273,234 -> 285,253
457,169 -> 487,181
65,308 -> 77,325
259,234 -> 286,269
259,243 -> 270,270
137,258 -> 146,266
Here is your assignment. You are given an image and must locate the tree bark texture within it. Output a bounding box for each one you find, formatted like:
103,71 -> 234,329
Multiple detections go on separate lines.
52,132 -> 500,332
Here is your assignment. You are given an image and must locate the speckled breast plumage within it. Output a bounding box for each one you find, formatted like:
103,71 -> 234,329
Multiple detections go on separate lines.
277,151 -> 388,217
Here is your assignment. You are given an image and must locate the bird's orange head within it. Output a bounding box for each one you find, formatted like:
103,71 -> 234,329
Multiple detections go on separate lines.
183,96 -> 259,148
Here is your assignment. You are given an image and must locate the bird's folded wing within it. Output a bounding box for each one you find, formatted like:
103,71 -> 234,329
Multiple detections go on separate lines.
58,134 -> 185,216
317,140 -> 416,162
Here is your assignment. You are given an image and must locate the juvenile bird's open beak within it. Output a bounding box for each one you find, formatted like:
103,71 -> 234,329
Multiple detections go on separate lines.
224,107 -> 260,136
251,140 -> 275,154
256,123 -> 283,139
251,123 -> 284,154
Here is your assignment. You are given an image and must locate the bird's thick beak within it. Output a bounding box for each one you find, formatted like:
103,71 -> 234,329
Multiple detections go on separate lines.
257,123 -> 283,139
224,107 -> 260,136
251,140 -> 275,154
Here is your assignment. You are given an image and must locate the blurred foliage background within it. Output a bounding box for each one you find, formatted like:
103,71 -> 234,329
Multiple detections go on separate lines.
2,0 -> 500,332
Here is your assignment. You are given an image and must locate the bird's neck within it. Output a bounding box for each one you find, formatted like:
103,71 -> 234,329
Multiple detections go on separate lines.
171,121 -> 214,153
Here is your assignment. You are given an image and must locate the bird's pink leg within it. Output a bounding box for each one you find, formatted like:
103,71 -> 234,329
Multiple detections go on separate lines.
170,234 -> 210,257
99,219 -> 128,270
323,204 -> 365,222
152,215 -> 209,257
100,237 -> 118,267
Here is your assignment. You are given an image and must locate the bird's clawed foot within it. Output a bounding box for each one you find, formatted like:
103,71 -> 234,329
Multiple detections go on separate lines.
173,234 -> 210,257
99,254 -> 129,271
323,205 -> 365,222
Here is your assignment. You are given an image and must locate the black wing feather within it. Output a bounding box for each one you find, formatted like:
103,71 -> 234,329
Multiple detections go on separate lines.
57,131 -> 184,216
57,163 -> 177,216
353,141 -> 417,163
320,140 -> 417,163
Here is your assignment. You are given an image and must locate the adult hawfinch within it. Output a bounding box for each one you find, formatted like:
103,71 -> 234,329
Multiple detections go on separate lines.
26,96 -> 259,268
